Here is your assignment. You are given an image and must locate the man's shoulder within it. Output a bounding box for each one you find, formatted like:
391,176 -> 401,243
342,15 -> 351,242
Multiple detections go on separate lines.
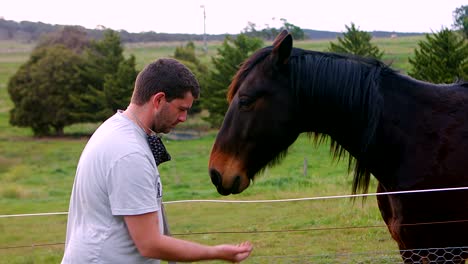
84,114 -> 151,161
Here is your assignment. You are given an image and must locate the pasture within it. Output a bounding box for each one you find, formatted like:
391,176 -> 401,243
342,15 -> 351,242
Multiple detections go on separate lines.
0,36 -> 427,263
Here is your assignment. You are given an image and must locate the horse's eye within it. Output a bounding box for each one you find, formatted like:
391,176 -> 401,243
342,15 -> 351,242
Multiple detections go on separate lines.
238,97 -> 254,110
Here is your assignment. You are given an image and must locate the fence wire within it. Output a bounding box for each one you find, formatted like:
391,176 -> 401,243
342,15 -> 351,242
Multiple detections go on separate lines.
1,188 -> 468,263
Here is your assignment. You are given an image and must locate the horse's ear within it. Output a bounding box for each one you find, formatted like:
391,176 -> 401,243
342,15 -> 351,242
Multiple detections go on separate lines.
272,30 -> 292,65
272,30 -> 290,46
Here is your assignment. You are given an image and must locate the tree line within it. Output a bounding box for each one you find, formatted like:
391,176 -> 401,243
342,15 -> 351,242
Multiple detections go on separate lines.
7,5 -> 468,136
0,18 -> 225,43
0,17 -> 426,43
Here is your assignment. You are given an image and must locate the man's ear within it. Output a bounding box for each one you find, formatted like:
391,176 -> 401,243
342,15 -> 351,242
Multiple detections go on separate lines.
152,92 -> 166,109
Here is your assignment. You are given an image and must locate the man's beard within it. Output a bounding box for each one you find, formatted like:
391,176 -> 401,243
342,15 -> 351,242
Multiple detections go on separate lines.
151,106 -> 174,134
151,117 -> 171,134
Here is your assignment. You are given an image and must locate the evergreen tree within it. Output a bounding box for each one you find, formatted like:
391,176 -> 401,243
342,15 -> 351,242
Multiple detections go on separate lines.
8,45 -> 85,136
408,28 -> 468,84
328,23 -> 384,59
71,29 -> 136,122
202,34 -> 263,128
173,41 -> 208,114
103,55 -> 138,115
174,41 -> 199,64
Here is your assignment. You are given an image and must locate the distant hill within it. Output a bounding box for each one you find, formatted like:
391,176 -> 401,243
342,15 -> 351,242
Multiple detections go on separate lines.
303,29 -> 425,39
0,18 -> 425,43
0,19 -> 225,43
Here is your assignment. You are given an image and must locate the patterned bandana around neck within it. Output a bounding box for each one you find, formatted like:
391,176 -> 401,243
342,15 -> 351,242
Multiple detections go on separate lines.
147,134 -> 171,165
127,110 -> 172,165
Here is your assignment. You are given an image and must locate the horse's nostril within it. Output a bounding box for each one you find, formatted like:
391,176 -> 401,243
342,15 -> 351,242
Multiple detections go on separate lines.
210,168 -> 221,187
232,175 -> 241,194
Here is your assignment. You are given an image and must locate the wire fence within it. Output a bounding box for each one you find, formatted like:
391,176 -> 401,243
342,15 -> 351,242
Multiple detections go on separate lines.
1,187 -> 468,263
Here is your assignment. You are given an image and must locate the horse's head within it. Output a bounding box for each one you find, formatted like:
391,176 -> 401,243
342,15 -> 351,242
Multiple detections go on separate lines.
209,31 -> 302,195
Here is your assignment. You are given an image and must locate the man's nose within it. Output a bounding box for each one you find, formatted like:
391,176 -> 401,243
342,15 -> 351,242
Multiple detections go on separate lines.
178,112 -> 187,122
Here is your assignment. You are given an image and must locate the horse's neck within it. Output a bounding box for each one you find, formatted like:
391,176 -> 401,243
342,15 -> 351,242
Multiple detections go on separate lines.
357,73 -> 458,187
296,73 -> 382,159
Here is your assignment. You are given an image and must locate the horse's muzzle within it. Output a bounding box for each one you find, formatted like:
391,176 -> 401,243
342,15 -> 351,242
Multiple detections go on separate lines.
209,168 -> 241,195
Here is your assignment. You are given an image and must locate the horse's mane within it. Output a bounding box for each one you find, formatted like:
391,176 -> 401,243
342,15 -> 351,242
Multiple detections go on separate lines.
291,50 -> 396,194
228,47 -> 396,194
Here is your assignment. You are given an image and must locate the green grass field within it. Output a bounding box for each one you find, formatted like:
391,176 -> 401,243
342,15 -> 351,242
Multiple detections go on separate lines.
0,36 -> 425,263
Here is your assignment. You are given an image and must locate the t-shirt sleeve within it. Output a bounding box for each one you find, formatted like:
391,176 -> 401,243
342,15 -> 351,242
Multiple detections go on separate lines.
107,152 -> 160,216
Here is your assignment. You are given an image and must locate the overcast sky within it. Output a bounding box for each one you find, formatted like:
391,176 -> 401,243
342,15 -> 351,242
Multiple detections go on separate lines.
2,0 -> 466,34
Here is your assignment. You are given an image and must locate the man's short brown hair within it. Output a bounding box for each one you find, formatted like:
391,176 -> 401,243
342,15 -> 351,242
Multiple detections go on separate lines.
131,58 -> 200,105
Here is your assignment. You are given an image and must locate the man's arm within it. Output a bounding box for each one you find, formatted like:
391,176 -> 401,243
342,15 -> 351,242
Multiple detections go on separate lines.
124,212 -> 252,262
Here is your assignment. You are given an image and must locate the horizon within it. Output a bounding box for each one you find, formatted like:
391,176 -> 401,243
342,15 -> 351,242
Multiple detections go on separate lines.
2,0 -> 466,35
1,17 -> 430,35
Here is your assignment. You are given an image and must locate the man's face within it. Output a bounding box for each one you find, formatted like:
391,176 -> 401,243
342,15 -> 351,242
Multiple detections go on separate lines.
152,91 -> 194,133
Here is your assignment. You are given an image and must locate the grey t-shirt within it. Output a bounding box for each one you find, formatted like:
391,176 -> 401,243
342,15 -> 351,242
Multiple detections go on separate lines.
62,111 -> 163,264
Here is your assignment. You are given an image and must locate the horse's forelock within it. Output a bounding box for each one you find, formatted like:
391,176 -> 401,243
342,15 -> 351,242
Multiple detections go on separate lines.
227,69 -> 243,103
227,47 -> 273,103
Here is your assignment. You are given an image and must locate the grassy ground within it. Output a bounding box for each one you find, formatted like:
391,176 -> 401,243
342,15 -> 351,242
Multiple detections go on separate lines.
0,36 -> 424,263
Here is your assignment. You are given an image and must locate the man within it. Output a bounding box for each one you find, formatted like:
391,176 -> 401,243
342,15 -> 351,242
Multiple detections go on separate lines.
62,58 -> 253,263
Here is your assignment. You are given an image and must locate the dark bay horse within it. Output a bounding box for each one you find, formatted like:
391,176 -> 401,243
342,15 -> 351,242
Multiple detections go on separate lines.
208,30 -> 468,263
